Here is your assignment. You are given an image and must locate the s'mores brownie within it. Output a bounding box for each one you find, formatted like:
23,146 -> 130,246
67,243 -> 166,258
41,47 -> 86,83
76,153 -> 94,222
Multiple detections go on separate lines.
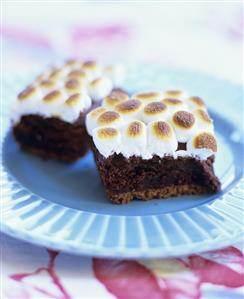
86,90 -> 220,203
12,59 -> 126,161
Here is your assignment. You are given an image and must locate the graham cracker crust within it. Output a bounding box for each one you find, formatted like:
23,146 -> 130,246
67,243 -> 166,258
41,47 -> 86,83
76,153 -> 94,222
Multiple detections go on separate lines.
108,184 -> 210,204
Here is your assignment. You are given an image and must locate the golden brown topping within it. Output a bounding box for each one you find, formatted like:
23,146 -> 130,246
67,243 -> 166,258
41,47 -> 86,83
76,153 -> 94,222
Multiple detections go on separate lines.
65,93 -> 80,107
90,107 -> 107,119
97,111 -> 120,125
144,102 -> 167,115
97,127 -> 118,139
193,132 -> 217,152
133,92 -> 161,101
83,60 -> 99,71
152,121 -> 172,139
163,98 -> 182,105
173,111 -> 195,128
104,92 -> 128,108
115,99 -> 142,113
127,121 -> 143,137
65,79 -> 81,91
194,109 -> 212,124
43,90 -> 62,103
68,70 -> 87,80
164,90 -> 183,98
65,58 -> 81,66
188,96 -> 205,107
39,79 -> 56,88
48,68 -> 61,80
18,86 -> 36,101
110,89 -> 128,98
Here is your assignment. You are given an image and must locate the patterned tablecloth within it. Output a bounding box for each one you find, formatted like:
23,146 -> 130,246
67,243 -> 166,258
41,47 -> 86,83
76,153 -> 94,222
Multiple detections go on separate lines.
1,2 -> 243,298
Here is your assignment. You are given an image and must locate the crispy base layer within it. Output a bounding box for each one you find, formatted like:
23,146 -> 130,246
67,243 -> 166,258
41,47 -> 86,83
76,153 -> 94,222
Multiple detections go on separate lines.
108,184 -> 210,204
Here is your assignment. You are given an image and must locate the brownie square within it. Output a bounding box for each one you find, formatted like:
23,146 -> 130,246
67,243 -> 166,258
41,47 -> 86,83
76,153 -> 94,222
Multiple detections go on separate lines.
11,59 -> 126,161
86,90 -> 221,204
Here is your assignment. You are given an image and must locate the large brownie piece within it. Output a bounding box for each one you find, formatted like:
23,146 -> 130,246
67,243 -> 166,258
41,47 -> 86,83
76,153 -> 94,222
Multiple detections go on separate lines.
93,147 -> 220,204
86,90 -> 221,204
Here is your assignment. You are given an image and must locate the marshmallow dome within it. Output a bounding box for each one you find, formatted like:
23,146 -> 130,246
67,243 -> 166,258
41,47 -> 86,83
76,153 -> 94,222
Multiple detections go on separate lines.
86,90 -> 218,160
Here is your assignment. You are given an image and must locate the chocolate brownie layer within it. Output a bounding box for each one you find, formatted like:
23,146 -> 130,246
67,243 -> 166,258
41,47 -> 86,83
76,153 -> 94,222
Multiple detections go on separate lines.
13,114 -> 88,162
92,147 -> 220,204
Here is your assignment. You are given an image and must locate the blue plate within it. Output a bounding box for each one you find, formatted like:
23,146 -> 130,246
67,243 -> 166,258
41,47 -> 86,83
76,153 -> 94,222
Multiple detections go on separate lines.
1,64 -> 243,258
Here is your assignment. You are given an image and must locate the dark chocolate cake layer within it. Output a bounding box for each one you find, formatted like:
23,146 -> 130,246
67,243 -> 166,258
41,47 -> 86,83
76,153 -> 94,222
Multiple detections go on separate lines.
92,147 -> 220,204
13,114 -> 88,162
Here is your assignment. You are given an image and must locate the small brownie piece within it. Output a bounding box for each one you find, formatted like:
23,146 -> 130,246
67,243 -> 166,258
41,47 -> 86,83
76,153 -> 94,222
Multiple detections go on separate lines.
11,59 -> 126,161
86,90 -> 220,203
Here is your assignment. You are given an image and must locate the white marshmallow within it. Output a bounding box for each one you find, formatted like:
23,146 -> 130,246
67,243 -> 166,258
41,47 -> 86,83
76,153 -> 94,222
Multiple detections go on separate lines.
115,99 -> 143,122
142,102 -> 169,124
170,111 -> 197,143
163,98 -> 188,116
60,93 -> 92,123
88,77 -> 113,102
193,109 -> 214,133
187,96 -> 206,111
132,91 -> 162,104
118,121 -> 147,158
93,127 -> 121,158
85,107 -> 107,135
187,131 -> 217,159
147,121 -> 178,157
103,91 -> 129,110
82,61 -> 103,82
11,86 -> 43,123
104,64 -> 126,87
163,90 -> 187,100
96,111 -> 124,130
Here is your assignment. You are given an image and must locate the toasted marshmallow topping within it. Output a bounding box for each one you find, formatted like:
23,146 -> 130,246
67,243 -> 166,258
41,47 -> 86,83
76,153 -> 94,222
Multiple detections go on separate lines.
89,89 -> 217,160
187,96 -> 206,111
60,93 -> 91,123
18,86 -> 37,101
171,111 -> 196,142
13,59 -> 126,124
132,91 -> 162,104
104,64 -> 126,86
147,121 -> 178,156
93,127 -> 121,158
142,102 -> 168,124
187,132 -> 217,152
83,61 -> 102,81
193,109 -> 214,132
85,106 -> 107,135
97,111 -> 123,129
65,79 -> 87,94
118,121 -> 147,158
163,98 -> 188,114
88,77 -> 113,102
115,99 -> 142,121
67,70 -> 88,82
43,90 -> 63,103
163,90 -> 187,100
103,91 -> 129,110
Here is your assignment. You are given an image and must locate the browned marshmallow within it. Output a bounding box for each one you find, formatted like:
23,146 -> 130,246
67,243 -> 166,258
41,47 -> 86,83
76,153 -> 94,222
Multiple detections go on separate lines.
103,91 -> 129,109
18,86 -> 37,101
132,91 -> 162,104
171,111 -> 196,142
187,96 -> 206,111
190,132 -> 217,152
43,90 -> 63,103
115,99 -> 142,121
142,102 -> 168,123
